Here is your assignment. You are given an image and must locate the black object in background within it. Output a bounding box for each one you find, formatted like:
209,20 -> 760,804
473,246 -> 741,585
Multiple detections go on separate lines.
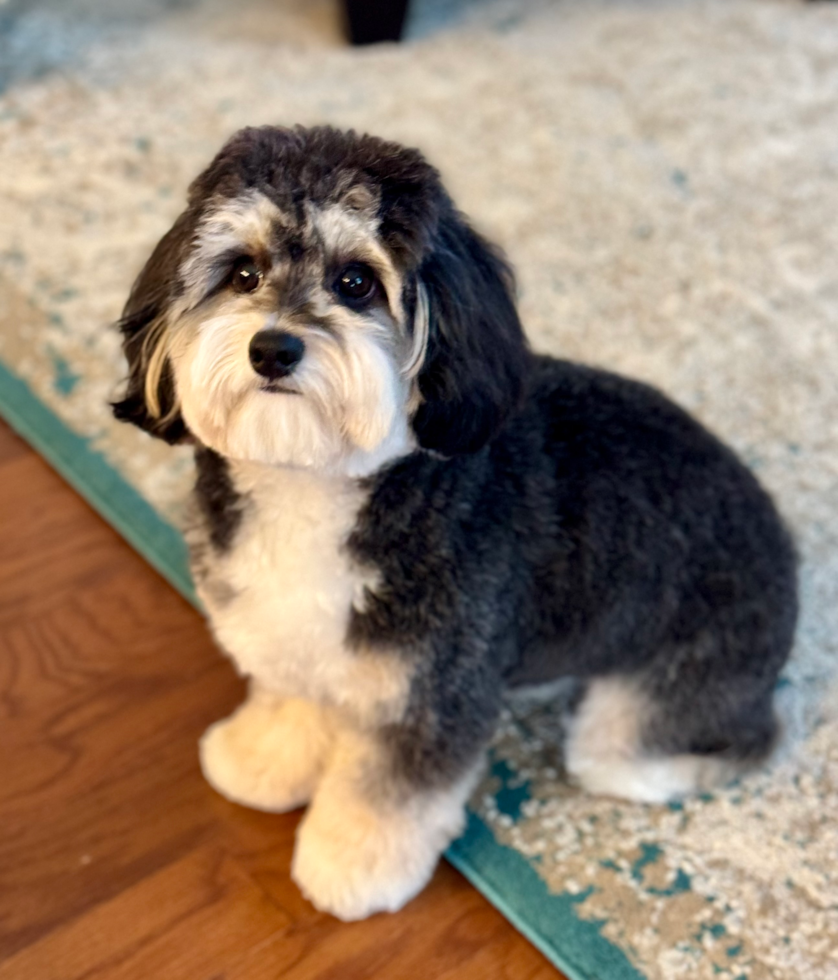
344,0 -> 410,44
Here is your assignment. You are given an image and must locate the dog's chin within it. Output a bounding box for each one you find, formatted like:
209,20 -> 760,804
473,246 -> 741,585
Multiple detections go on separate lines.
184,389 -> 413,477
187,389 -> 343,469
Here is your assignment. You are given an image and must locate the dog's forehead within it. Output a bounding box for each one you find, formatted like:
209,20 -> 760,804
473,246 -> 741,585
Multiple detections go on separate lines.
306,199 -> 383,260
195,183 -> 382,262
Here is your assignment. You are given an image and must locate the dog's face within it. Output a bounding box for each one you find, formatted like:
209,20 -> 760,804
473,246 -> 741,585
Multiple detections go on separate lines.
139,182 -> 420,472
114,126 -> 529,471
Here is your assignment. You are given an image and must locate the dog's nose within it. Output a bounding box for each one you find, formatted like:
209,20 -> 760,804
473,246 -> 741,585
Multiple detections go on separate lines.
249,330 -> 305,380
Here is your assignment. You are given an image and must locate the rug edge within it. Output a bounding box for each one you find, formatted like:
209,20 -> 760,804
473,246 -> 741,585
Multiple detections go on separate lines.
448,812 -> 647,980
0,359 -> 197,606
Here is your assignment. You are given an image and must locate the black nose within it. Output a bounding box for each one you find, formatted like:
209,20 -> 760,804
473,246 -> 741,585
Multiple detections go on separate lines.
248,330 -> 305,380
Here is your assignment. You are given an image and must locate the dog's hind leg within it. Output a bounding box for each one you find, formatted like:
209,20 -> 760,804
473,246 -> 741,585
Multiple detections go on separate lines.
564,667 -> 779,804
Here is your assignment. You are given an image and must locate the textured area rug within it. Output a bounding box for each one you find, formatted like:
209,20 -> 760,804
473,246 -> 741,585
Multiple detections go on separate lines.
1,1 -> 837,978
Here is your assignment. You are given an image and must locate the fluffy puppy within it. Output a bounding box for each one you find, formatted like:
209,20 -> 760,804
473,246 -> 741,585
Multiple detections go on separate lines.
113,125 -> 798,921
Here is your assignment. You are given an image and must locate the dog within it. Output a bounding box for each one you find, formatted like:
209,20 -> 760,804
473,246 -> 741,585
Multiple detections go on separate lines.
113,125 -> 798,921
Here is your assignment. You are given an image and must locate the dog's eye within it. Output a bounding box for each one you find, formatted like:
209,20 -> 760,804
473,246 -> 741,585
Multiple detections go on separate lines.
230,257 -> 262,294
334,264 -> 377,306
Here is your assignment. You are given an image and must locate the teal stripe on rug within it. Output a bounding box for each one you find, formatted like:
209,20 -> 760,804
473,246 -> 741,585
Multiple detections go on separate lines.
449,813 -> 645,980
0,359 -> 645,980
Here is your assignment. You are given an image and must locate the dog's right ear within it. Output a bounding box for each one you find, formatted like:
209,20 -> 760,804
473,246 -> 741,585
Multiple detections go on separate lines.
111,210 -> 196,444
409,207 -> 530,456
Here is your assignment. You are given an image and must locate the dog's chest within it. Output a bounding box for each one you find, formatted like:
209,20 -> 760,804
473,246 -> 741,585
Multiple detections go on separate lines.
193,462 -> 377,700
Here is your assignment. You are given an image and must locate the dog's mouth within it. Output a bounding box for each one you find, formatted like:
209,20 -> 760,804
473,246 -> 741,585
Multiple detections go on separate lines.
260,382 -> 301,396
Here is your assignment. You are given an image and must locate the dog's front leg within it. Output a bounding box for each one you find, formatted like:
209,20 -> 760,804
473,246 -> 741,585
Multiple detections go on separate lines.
199,684 -> 334,812
291,724 -> 481,920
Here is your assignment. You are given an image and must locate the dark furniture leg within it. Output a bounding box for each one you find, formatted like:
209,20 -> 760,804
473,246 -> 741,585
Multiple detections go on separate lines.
343,0 -> 410,44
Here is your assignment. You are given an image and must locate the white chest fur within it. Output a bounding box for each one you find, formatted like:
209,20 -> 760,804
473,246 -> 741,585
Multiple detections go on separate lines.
194,461 -> 409,727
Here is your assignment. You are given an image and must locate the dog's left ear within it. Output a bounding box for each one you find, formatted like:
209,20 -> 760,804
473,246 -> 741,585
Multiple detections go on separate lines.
410,208 -> 530,455
111,210 -> 197,444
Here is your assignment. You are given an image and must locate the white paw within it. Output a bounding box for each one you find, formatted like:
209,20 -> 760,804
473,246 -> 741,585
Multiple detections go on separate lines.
199,694 -> 332,812
291,797 -> 456,920
567,753 -> 741,804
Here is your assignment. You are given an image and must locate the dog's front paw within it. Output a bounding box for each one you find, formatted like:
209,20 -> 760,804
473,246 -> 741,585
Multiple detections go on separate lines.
199,693 -> 332,812
290,804 -> 438,920
291,774 -> 468,920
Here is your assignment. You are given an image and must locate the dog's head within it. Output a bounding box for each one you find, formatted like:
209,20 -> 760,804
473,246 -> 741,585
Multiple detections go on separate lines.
113,125 -> 529,472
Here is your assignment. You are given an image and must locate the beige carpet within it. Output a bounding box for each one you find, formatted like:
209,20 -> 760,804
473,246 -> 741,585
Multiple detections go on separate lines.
1,2 -> 837,977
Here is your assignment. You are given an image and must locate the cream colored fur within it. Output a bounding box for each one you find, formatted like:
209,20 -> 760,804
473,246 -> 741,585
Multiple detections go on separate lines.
200,689 -> 333,812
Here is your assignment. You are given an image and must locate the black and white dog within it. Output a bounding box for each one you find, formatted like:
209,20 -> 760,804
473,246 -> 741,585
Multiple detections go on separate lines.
113,125 -> 798,920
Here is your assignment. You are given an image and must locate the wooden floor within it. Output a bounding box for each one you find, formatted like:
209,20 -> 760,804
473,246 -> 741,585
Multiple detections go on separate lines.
0,419 -> 561,980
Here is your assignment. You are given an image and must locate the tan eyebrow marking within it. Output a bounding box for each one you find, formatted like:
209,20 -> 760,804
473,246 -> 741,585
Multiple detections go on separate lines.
179,190 -> 288,306
309,202 -> 404,326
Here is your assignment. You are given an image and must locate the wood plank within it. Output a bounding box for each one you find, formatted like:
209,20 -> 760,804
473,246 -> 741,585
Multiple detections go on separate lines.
0,422 -> 27,464
0,451 -> 159,627
223,861 -> 559,980
0,845 -> 288,980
